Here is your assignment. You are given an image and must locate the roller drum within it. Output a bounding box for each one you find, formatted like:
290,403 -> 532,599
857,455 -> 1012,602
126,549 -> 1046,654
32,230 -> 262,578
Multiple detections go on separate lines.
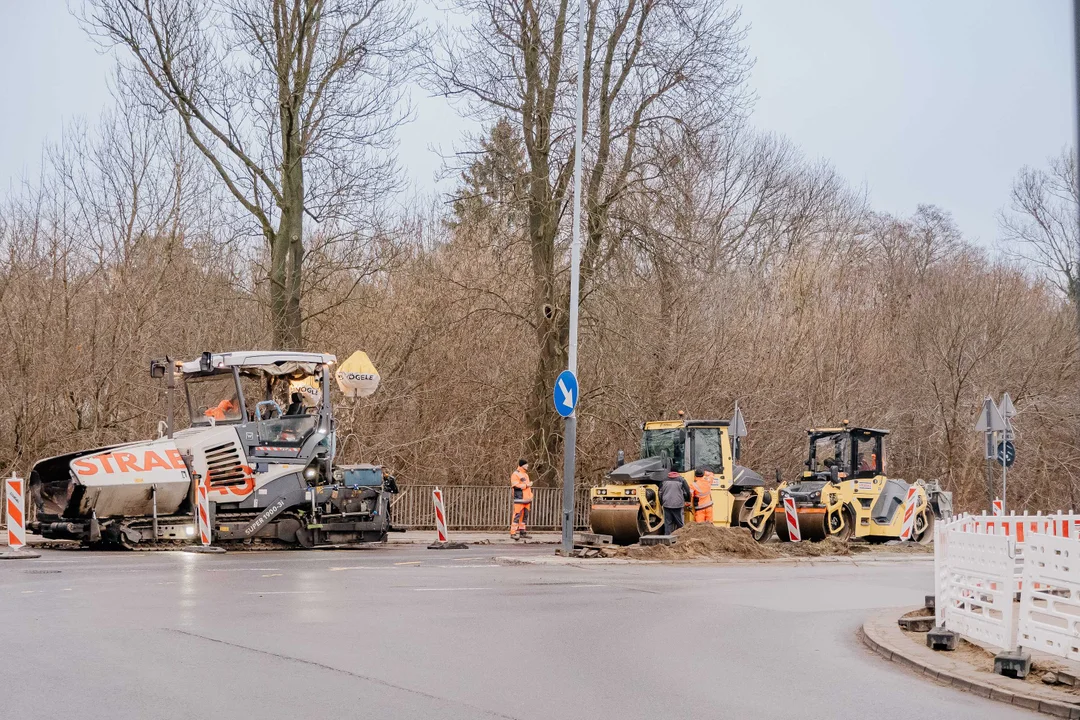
589,504 -> 644,545
775,508 -> 829,542
796,511 -> 829,541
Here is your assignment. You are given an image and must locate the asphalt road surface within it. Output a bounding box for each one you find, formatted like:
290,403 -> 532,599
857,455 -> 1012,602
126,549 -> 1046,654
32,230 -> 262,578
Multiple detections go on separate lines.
1,545 -> 1037,720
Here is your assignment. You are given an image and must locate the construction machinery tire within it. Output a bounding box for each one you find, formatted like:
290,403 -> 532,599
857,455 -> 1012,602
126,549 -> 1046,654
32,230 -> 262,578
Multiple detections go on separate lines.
827,506 -> 854,542
912,510 -> 934,545
749,514 -> 775,543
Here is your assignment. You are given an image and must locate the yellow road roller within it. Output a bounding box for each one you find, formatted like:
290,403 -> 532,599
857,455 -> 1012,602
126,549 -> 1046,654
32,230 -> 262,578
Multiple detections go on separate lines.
774,425 -> 952,543
589,416 -> 778,545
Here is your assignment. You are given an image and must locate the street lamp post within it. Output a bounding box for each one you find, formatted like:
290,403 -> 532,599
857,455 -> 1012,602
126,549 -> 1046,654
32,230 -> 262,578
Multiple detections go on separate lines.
562,0 -> 587,554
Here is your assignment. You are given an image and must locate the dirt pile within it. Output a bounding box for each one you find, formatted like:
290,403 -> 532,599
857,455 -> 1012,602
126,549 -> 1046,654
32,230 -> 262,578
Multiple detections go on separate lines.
622,523 -> 774,561
616,523 -> 854,561
780,536 -> 851,557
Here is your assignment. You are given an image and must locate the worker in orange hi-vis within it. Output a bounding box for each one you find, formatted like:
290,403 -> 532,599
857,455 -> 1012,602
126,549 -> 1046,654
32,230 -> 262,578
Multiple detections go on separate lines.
205,396 -> 239,421
691,468 -> 714,524
510,459 -> 533,540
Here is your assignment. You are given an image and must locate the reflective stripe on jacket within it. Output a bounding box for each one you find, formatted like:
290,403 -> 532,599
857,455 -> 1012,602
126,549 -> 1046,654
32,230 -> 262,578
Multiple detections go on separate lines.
511,467 -> 533,503
692,476 -> 714,509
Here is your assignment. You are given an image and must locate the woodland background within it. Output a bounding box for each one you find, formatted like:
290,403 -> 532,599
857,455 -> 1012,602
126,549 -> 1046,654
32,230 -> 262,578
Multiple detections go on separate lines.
0,0 -> 1077,513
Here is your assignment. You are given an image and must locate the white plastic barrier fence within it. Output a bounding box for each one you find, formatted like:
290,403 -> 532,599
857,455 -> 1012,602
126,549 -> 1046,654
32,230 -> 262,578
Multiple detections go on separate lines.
5,475 -> 26,550
936,510 -> 1080,654
938,511 -> 1080,595
938,530 -> 1017,651
1018,534 -> 1080,662
934,520 -> 950,626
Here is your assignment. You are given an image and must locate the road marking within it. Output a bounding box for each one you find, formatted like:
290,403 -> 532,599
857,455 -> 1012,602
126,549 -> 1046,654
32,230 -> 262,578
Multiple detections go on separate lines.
262,573 -> 283,577
245,591 -> 325,595
413,587 -> 491,592
436,564 -> 499,568
328,566 -> 395,571
394,561 -> 422,566
570,584 -> 607,588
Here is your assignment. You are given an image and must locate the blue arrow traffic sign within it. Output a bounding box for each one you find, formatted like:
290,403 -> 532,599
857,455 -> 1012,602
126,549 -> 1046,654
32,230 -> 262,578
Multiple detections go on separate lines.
996,440 -> 1016,468
553,370 -> 578,418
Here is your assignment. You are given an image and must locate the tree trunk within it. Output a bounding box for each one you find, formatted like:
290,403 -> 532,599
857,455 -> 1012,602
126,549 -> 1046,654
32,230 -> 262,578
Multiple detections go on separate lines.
270,205 -> 303,350
523,152 -> 566,483
525,307 -> 568,485
275,64 -> 304,351
269,228 -> 293,349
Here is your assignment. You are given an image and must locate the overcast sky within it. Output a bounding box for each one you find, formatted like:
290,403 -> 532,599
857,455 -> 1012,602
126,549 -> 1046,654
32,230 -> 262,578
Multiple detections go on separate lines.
0,0 -> 1072,247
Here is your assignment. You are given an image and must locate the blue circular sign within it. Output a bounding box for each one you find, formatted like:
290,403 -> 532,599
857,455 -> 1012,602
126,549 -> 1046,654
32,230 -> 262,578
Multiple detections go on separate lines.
553,370 -> 578,418
996,440 -> 1016,468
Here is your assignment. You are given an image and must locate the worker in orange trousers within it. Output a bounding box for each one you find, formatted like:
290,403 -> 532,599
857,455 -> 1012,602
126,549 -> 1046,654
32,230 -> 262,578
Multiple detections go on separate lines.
510,459 -> 533,539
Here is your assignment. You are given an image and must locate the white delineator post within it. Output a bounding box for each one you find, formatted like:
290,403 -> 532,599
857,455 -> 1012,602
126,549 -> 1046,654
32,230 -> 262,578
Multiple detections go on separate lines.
783,496 -> 801,542
433,487 -> 448,543
197,474 -> 212,546
899,485 -> 921,540
6,475 -> 26,550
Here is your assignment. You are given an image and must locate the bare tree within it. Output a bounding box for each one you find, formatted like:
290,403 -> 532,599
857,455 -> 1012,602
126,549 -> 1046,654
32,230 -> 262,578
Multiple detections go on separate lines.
82,0 -> 414,348
1001,149 -> 1080,326
427,0 -> 751,479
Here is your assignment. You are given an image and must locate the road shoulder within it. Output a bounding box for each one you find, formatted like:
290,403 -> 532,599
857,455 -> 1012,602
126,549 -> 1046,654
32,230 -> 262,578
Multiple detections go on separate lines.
861,607 -> 1080,718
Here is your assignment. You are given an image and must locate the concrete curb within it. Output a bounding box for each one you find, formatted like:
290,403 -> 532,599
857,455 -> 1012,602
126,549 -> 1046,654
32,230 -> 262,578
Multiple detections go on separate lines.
860,607 -> 1080,718
496,553 -> 934,567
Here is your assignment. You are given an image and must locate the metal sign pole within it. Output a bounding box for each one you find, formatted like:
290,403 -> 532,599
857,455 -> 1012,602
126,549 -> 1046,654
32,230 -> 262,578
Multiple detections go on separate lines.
975,396 -> 1007,513
1000,392 -> 1016,515
1001,439 -> 1007,515
562,0 -> 587,554
1075,0 -> 1080,264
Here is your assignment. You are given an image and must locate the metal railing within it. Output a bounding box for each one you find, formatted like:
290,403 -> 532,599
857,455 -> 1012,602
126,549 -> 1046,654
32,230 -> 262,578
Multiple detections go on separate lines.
390,485 -> 591,530
0,484 -> 593,533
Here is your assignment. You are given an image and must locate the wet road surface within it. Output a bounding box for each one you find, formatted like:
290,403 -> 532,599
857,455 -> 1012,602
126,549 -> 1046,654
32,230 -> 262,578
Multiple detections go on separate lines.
0,545 -> 1036,719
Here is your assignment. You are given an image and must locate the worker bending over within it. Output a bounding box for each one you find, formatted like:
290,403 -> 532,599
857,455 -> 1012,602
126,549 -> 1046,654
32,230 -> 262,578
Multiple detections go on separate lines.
510,459 -> 533,539
692,468 -> 714,523
661,471 -> 691,535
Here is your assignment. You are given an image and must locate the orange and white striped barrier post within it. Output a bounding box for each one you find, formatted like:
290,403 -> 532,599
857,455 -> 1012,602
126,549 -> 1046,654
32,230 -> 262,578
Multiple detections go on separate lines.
993,499 -> 1003,516
433,487 -> 448,543
428,486 -> 467,550
783,496 -> 801,542
6,475 -> 25,550
899,486 -> 920,540
183,473 -> 225,554
1,474 -> 40,560
198,474 -> 212,546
